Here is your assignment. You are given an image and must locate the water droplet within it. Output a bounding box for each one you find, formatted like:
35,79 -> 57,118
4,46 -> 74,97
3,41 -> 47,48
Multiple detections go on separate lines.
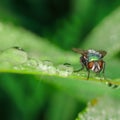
43,60 -> 53,66
0,61 -> 12,69
80,71 -> 86,77
57,64 -> 73,77
22,58 -> 38,69
95,76 -> 101,80
13,65 -> 25,70
73,70 -> 86,77
47,66 -> 56,74
37,60 -> 56,74
13,66 -> 20,70
0,47 -> 28,65
12,46 -> 25,51
38,60 -> 52,71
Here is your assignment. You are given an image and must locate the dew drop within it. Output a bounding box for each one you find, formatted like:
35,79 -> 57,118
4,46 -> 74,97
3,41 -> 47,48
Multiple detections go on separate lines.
13,65 -> 25,70
38,60 -> 52,71
37,60 -> 56,74
0,61 -> 12,69
0,47 -> 28,65
80,71 -> 86,77
12,46 -> 25,51
22,58 -> 38,69
95,76 -> 101,80
57,64 -> 73,77
42,60 -> 53,66
47,66 -> 56,74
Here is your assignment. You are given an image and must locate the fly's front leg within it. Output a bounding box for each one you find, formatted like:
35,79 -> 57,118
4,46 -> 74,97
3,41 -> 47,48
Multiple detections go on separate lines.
74,56 -> 85,72
74,63 -> 84,72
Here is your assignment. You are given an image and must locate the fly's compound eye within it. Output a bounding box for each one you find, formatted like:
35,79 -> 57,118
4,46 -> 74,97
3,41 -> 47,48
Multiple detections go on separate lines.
98,61 -> 103,68
88,61 -> 94,69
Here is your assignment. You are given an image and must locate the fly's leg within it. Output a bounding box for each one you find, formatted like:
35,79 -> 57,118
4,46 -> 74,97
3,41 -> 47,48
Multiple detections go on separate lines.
74,56 -> 85,72
87,69 -> 90,80
75,64 -> 90,80
97,61 -> 105,81
101,61 -> 118,88
102,61 -> 106,79
73,63 -> 84,72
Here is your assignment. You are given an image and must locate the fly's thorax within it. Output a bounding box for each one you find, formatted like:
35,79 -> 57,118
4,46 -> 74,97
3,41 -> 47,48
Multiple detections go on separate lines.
87,60 -> 103,72
87,52 -> 101,62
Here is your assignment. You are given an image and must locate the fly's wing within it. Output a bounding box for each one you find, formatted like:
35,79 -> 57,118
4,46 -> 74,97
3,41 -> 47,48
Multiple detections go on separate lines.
97,50 -> 107,58
72,48 -> 88,56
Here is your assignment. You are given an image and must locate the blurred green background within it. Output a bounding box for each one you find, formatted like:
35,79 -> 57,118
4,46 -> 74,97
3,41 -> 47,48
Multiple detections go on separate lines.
1,0 -> 120,49
0,0 -> 120,120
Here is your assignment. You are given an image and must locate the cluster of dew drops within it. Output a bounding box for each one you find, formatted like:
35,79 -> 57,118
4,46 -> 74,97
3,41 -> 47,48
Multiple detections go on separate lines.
0,47 -> 75,77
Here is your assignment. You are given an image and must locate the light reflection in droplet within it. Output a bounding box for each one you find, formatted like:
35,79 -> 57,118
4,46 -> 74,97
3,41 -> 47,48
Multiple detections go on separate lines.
57,64 -> 73,77
37,60 -> 56,74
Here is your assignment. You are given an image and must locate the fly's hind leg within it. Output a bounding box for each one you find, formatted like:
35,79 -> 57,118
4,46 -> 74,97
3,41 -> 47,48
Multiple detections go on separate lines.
102,61 -> 106,79
86,69 -> 90,80
102,61 -> 118,88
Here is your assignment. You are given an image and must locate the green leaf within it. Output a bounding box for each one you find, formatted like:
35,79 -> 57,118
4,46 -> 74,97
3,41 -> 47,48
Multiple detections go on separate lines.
1,2 -> 120,120
0,15 -> 120,105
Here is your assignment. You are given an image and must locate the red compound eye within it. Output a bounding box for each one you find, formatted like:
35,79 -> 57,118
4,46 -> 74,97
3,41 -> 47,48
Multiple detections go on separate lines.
98,61 -> 103,68
88,61 -> 94,69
